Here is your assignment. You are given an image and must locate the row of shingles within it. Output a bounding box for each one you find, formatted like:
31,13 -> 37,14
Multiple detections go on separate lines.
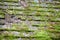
0,1 -> 57,25
32,1 -> 60,39
2,1 -> 59,21
0,3 -> 60,22
0,2 -> 32,29
0,0 -> 59,39
22,0 -> 60,39
20,0 -> 60,39
0,1 -> 36,40
0,0 -> 60,31
47,0 -> 60,33
0,0 -> 59,32
0,0 -> 36,40
36,0 -> 60,39
0,0 -> 59,31
0,0 -> 60,9
0,1 -> 22,25
16,0 -> 60,39
44,1 -> 60,39
0,3 -> 60,11
0,1 -> 47,40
